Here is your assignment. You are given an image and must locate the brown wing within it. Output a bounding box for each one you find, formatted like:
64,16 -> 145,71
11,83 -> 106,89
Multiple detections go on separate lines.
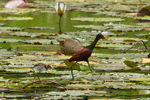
69,48 -> 91,62
34,63 -> 46,67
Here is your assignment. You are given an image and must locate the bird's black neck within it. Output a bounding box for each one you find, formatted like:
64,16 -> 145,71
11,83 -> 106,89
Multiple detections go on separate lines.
86,36 -> 100,52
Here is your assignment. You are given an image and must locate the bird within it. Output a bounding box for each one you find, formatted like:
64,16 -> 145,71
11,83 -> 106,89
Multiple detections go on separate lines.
68,33 -> 108,80
32,63 -> 51,81
60,38 -> 83,55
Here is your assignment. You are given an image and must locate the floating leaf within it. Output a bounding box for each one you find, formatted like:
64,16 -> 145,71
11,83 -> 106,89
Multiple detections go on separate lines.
73,25 -> 107,31
135,33 -> 150,38
0,38 -> 23,43
124,60 -> 138,67
64,60 -> 80,70
22,39 -> 59,45
0,23 -> 7,26
133,22 -> 150,28
10,32 -> 57,37
0,8 -> 38,14
71,17 -> 125,22
104,23 -> 144,32
124,60 -> 140,70
0,27 -> 24,31
28,26 -> 55,30
0,17 -> 34,20
108,37 -> 148,45
96,43 -> 132,50
134,16 -> 150,21
67,31 -> 127,37
130,77 -> 150,82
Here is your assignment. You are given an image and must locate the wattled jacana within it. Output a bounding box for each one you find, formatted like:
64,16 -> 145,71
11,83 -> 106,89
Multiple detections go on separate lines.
68,33 -> 108,80
32,63 -> 50,81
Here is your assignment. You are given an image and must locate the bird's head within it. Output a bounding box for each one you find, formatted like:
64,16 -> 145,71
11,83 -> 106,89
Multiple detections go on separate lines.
97,33 -> 109,40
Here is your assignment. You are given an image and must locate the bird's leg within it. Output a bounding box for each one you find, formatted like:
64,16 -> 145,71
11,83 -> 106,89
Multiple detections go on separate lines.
70,61 -> 78,80
87,60 -> 95,73
32,67 -> 40,81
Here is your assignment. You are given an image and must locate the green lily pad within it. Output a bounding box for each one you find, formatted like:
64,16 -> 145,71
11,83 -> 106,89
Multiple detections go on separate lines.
67,31 -> 126,37
134,16 -> 150,21
104,23 -> 144,32
73,25 -> 107,31
130,77 -> 150,82
132,22 -> 150,28
0,8 -> 38,14
124,60 -> 140,70
71,17 -> 125,22
64,60 -> 80,70
0,38 -> 23,43
0,27 -> 24,31
138,90 -> 150,95
10,32 -> 57,37
22,39 -> 59,45
135,33 -> 150,38
124,60 -> 138,67
95,43 -> 132,50
0,17 -> 34,20
108,37 -> 148,45
105,3 -> 131,11
0,23 -> 7,26
28,26 -> 55,30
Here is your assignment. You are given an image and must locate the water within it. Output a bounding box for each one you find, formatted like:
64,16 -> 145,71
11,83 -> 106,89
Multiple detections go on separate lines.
0,0 -> 150,99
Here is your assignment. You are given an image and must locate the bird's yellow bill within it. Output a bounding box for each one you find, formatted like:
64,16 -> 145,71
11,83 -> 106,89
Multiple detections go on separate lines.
104,37 -> 109,40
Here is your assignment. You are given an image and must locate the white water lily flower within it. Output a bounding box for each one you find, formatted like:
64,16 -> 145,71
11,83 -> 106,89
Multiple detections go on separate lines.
55,2 -> 67,17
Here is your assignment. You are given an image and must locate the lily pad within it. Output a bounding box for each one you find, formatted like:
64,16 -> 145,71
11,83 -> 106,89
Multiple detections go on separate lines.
10,32 -> 57,37
134,16 -> 150,21
71,17 -> 125,22
124,60 -> 140,70
0,27 -> 24,31
0,17 -> 34,20
0,38 -> 23,43
67,31 -> 127,37
73,25 -> 107,31
0,23 -> 7,26
95,43 -> 132,50
28,26 -> 55,30
64,60 -> 80,70
135,33 -> 150,38
108,37 -> 148,45
104,23 -> 144,32
22,39 -> 59,45
0,8 -> 38,14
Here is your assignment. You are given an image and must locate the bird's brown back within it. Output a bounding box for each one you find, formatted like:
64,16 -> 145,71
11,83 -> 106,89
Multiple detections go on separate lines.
69,48 -> 91,62
34,63 -> 46,67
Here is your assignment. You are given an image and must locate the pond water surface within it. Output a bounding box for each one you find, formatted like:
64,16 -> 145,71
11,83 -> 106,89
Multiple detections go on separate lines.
0,0 -> 150,100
